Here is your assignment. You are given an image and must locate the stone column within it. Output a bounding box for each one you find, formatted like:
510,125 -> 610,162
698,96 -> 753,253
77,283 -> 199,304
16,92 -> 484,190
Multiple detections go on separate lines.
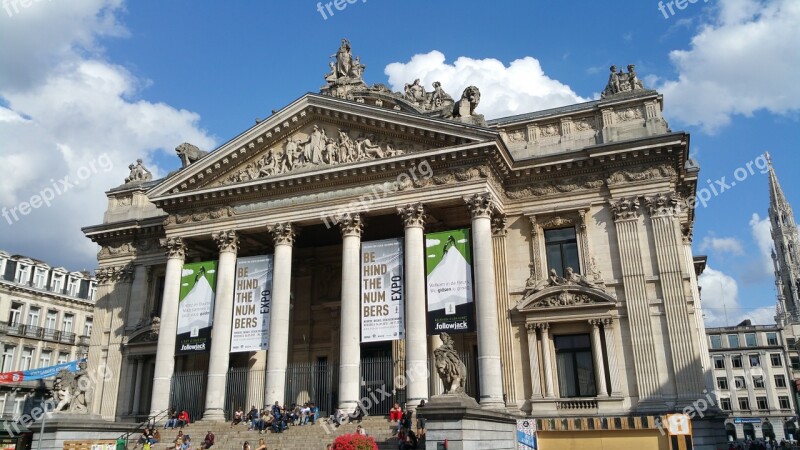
429,335 -> 444,396
398,203 -> 428,408
131,357 -> 144,415
464,193 -> 505,409
539,323 -> 555,398
609,197 -> 662,401
265,223 -> 295,406
589,319 -> 609,397
247,351 -> 267,408
492,213 -> 518,406
151,237 -> 187,415
525,324 -> 542,399
204,230 -> 239,420
338,213 -> 363,413
602,318 -> 622,396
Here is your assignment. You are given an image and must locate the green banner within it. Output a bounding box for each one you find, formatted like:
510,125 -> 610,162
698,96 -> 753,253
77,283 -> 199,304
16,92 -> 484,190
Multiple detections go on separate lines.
425,228 -> 475,334
176,260 -> 218,354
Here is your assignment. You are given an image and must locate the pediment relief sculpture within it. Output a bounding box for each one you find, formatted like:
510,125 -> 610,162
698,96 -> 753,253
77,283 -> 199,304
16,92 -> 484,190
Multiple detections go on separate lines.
216,123 -> 421,186
517,277 -> 616,311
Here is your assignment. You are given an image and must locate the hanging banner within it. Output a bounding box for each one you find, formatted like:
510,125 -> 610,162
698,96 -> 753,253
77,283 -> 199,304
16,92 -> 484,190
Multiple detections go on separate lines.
0,358 -> 86,384
516,419 -> 538,449
176,260 -> 218,354
361,238 -> 405,343
425,228 -> 475,334
231,255 -> 273,352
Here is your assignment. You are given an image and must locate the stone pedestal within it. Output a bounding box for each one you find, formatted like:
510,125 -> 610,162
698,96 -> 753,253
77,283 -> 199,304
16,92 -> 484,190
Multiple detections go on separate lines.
29,414 -> 133,450
418,395 -> 516,450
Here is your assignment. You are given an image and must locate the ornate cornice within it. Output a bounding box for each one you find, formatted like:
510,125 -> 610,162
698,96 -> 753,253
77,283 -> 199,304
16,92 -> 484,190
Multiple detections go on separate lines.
464,193 -> 495,219
162,206 -> 235,227
95,264 -> 135,285
506,175 -> 604,200
268,223 -> 296,246
645,192 -> 679,217
491,212 -> 508,236
605,163 -> 676,186
212,229 -> 239,253
609,196 -> 641,221
160,237 -> 187,259
338,213 -> 363,237
397,203 -> 426,229
97,238 -> 160,259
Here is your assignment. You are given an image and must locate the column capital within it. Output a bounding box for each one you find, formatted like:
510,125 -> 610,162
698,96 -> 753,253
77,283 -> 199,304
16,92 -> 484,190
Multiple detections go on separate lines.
589,318 -> 603,328
160,237 -> 187,259
397,203 -> 426,229
95,264 -> 135,285
212,230 -> 239,254
464,193 -> 496,219
645,192 -> 680,217
339,213 -> 363,237
491,212 -> 508,236
525,323 -> 537,332
601,317 -> 615,329
268,223 -> 296,246
536,322 -> 549,331
609,196 -> 641,221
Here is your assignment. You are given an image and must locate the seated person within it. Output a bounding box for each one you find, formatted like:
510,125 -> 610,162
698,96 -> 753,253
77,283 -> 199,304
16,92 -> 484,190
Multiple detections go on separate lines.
330,408 -> 345,427
165,409 -> 178,429
389,403 -> 403,422
246,406 -> 259,430
178,410 -> 190,429
231,406 -> 244,427
299,404 -> 311,425
200,431 -> 214,450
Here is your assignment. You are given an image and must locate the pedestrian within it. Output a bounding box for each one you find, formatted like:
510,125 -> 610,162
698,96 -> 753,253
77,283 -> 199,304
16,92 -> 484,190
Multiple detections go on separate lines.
200,431 -> 214,449
256,438 -> 267,450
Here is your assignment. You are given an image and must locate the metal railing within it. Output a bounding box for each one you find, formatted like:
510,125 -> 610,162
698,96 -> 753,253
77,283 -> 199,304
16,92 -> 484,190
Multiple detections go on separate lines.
118,408 -> 169,447
169,370 -> 207,424
3,322 -> 77,344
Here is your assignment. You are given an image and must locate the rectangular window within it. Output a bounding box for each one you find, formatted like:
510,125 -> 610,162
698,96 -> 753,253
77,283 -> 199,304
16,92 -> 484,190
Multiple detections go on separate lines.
56,353 -> 68,365
788,338 -> 796,348
779,396 -> 791,410
8,303 -> 21,325
51,273 -> 64,293
753,375 -> 765,389
771,353 -> 783,367
19,348 -> 33,371
767,332 -> 779,346
32,268 -> 47,289
88,283 -> 96,301
791,356 -> 800,370
66,277 -> 79,297
15,264 -> 30,284
775,375 -> 787,388
716,377 -> 728,390
45,310 -> 57,330
1,346 -> 15,372
83,318 -> 93,337
728,334 -> 740,348
62,314 -> 73,333
749,354 -> 761,367
709,335 -> 722,349
739,398 -> 750,410
756,396 -> 769,410
734,376 -> 746,390
39,350 -> 51,368
732,355 -> 743,368
745,333 -> 757,347
554,334 -> 596,398
720,398 -> 732,411
713,355 -> 725,369
27,307 -> 40,327
544,228 -> 580,278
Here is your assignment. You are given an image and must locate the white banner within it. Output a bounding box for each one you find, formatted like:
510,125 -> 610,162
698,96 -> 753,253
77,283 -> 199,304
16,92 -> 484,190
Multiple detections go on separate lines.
230,255 -> 273,353
361,238 -> 405,343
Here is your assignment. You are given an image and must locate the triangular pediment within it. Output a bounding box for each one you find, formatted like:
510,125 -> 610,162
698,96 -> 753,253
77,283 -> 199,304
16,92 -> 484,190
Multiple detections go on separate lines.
147,93 -> 496,199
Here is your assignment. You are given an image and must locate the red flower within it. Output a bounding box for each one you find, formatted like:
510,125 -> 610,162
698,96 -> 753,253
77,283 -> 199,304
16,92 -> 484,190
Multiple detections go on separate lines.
331,433 -> 378,450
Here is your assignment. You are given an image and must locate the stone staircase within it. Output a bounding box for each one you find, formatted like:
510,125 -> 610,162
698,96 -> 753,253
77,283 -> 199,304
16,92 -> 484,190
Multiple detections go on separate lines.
145,416 -> 402,450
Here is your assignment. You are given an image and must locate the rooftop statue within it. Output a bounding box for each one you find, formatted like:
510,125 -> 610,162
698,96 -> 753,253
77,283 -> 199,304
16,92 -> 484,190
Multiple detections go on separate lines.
601,64 -> 646,98
176,142 -> 208,168
124,158 -> 152,184
452,86 -> 486,126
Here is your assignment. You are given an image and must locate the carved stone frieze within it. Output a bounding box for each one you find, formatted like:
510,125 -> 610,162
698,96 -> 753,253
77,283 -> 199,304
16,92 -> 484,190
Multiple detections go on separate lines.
95,264 -> 135,285
163,206 -> 235,227
605,163 -> 677,186
540,216 -> 574,228
397,203 -> 426,228
615,107 -> 644,122
464,193 -> 495,219
212,230 -> 239,253
506,175 -> 604,200
268,223 -> 296,246
527,291 -> 597,309
609,197 -> 641,221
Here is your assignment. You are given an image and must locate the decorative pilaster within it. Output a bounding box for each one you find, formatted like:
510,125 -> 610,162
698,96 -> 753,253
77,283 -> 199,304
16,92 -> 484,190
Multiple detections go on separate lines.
265,223 -> 295,406
526,215 -> 542,284
465,194 -> 505,409
539,323 -> 555,398
525,324 -> 542,399
589,319 -> 608,397
150,237 -> 187,415
204,230 -> 239,420
578,209 -> 591,275
609,197 -> 662,402
131,357 -> 144,415
645,193 -> 705,398
602,318 -> 622,396
492,212 -> 518,407
338,213 -> 363,412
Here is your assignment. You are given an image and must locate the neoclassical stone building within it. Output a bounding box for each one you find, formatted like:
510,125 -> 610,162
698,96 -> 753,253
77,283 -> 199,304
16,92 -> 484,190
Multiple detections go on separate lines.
83,42 -> 723,447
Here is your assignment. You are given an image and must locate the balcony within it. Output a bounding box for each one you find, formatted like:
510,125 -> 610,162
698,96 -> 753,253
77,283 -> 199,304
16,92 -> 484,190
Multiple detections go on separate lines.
556,399 -> 599,410
2,322 -> 76,344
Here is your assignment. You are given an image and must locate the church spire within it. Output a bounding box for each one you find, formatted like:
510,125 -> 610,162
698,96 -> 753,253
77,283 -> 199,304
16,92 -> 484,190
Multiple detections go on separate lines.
767,153 -> 800,321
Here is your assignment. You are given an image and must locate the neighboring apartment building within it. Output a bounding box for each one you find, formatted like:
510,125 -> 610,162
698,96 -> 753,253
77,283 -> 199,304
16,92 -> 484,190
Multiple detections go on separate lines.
0,250 -> 95,419
707,321 -> 799,442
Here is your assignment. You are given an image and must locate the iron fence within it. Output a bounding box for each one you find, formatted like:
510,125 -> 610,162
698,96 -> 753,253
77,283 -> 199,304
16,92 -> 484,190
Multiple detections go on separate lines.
169,370 -> 206,423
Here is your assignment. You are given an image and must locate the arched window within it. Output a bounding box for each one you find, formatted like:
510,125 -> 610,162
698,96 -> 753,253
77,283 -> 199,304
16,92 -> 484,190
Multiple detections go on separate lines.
743,423 -> 756,441
785,421 -> 797,441
725,423 -> 737,442
762,421 -> 775,440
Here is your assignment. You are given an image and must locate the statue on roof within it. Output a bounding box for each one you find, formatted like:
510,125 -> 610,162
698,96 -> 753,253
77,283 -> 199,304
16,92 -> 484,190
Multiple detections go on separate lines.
332,38 -> 352,78
124,159 -> 152,184
601,64 -> 646,98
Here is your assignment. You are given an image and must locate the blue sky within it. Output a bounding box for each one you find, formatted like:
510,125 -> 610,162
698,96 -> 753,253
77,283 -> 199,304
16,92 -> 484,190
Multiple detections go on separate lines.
0,0 -> 798,327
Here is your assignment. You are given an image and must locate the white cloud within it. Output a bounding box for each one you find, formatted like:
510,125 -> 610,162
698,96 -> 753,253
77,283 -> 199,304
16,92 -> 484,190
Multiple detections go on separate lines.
657,0 -> 800,133
749,213 -> 774,277
699,265 -> 776,327
0,1 -> 215,271
384,51 -> 588,120
699,236 -> 744,255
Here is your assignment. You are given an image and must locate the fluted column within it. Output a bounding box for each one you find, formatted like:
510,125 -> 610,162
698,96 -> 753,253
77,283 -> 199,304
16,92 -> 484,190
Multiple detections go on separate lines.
131,357 -> 144,415
609,197 -> 662,402
589,319 -> 608,397
539,323 -> 555,398
398,203 -> 428,408
204,230 -> 239,420
338,213 -> 363,413
429,335 -> 444,396
525,324 -> 542,399
151,237 -> 187,415
464,193 -> 505,409
602,318 -> 622,396
492,213 -> 518,406
265,223 -> 295,406
646,193 -> 705,398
